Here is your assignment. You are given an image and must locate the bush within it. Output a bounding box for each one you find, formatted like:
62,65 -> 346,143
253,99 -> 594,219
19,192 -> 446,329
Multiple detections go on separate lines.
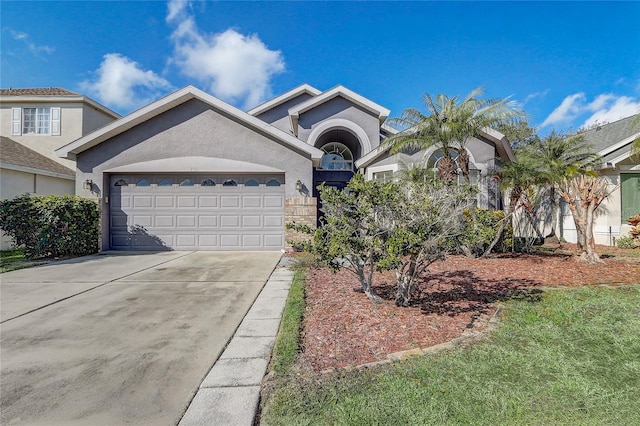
0,194 -> 100,259
447,208 -> 513,257
616,235 -> 637,249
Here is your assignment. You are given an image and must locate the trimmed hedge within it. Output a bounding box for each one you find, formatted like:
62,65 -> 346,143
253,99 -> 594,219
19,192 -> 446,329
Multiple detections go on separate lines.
0,194 -> 100,259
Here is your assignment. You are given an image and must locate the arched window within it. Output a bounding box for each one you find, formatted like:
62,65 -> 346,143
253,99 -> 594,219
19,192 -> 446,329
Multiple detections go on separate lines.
158,178 -> 172,186
136,178 -> 150,187
265,179 -> 281,187
223,179 -> 237,187
201,179 -> 215,186
114,179 -> 127,187
180,179 -> 194,186
319,142 -> 354,171
426,149 -> 460,170
245,179 -> 259,187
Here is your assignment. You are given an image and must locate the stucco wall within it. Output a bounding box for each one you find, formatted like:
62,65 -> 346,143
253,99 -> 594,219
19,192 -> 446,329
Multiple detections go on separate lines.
0,167 -> 74,249
296,97 -> 381,151
254,93 -> 316,133
74,99 -> 315,250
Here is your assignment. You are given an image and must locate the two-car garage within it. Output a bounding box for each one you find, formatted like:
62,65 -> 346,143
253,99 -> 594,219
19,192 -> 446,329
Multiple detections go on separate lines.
109,173 -> 285,250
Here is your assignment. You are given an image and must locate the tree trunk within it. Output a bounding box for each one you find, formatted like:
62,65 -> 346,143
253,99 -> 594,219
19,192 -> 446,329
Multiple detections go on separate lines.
395,257 -> 417,307
457,149 -> 470,182
438,156 -> 458,182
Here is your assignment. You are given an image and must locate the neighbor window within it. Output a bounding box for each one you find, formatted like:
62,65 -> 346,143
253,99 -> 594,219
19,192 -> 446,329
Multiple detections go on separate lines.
372,170 -> 394,182
12,107 -> 60,136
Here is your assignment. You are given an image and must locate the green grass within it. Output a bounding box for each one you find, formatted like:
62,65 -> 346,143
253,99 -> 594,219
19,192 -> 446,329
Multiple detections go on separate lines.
269,269 -> 307,374
0,248 -> 43,273
261,285 -> 640,425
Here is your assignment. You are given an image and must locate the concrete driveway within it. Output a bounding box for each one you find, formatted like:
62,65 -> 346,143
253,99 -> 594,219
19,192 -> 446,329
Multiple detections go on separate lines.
0,251 -> 282,425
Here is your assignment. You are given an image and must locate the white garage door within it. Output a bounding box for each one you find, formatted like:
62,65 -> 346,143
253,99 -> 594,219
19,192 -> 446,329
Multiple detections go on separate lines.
109,174 -> 285,250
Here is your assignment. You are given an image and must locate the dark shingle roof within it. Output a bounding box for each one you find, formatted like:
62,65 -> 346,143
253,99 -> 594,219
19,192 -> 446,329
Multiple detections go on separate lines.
0,136 -> 75,176
578,114 -> 640,154
0,88 -> 79,96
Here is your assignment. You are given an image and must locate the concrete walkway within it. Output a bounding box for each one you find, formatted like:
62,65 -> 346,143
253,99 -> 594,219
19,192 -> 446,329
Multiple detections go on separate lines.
179,261 -> 294,426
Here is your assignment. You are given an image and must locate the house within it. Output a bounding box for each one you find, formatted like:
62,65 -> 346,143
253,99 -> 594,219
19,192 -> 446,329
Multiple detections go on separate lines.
560,114 -> 640,245
55,84 -> 514,252
0,88 -> 119,249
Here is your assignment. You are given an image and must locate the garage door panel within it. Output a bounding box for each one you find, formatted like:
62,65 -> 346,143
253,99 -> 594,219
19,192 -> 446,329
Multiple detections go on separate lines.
110,174 -> 284,250
220,196 -> 240,208
264,196 -> 283,208
155,196 -> 174,208
177,215 -> 197,227
177,196 -> 196,208
198,216 -> 218,227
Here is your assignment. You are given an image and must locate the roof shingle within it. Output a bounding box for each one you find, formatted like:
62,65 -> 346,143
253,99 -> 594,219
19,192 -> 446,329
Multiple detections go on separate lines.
0,136 -> 75,176
0,88 -> 79,96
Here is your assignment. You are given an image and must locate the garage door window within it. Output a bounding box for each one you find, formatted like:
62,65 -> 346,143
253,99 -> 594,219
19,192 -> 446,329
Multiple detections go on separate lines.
158,179 -> 172,186
114,179 -> 127,186
180,179 -> 194,186
202,179 -> 215,186
245,179 -> 259,187
136,179 -> 151,186
266,179 -> 281,187
223,179 -> 237,187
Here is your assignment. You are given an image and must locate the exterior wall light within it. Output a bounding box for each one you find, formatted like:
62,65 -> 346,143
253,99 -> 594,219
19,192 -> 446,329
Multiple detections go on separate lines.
295,179 -> 303,192
83,179 -> 93,190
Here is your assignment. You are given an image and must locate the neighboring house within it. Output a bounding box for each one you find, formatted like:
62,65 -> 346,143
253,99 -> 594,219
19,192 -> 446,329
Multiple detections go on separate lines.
0,88 -> 119,249
559,114 -> 640,245
55,84 -> 514,252
0,136 -> 75,249
0,88 -> 120,170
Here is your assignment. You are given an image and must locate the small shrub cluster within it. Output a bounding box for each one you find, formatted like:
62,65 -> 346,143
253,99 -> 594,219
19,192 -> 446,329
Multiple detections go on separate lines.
0,194 -> 100,259
447,208 -> 513,257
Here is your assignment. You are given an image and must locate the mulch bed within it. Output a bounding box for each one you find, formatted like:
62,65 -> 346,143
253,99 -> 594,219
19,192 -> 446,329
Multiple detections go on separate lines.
299,250 -> 640,371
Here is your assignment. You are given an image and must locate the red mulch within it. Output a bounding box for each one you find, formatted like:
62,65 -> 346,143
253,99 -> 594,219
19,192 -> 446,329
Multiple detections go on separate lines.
299,250 -> 640,372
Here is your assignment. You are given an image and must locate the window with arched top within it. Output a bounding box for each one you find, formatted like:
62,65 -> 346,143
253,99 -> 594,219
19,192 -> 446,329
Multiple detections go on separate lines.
245,179 -> 259,187
265,179 -> 281,187
201,179 -> 215,186
319,142 -> 354,170
158,178 -> 172,186
114,179 -> 127,187
223,179 -> 237,187
426,149 -> 460,170
180,179 -> 194,186
136,178 -> 151,186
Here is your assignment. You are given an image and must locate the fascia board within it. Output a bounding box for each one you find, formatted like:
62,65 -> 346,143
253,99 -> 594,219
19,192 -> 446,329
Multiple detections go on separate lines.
56,85 -> 324,162
247,84 -> 321,116
355,144 -> 392,169
288,85 -> 391,123
480,127 -> 515,162
1,162 -> 75,180
597,132 -> 639,157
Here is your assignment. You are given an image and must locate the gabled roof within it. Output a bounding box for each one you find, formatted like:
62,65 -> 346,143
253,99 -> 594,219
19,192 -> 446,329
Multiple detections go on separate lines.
355,127 -> 513,169
288,85 -> 391,135
0,87 -> 120,119
247,84 -> 322,117
1,136 -> 74,179
574,114 -> 639,168
55,85 -> 324,164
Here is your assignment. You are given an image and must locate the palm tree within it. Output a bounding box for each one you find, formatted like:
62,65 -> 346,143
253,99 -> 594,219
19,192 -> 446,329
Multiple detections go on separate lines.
384,87 -> 524,183
523,131 -> 601,241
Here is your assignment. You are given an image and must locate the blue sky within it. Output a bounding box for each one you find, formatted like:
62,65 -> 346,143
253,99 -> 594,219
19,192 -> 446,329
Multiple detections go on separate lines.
2,1 -> 639,134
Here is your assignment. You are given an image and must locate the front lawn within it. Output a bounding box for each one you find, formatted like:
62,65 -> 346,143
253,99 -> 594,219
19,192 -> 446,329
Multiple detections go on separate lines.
0,248 -> 45,273
261,285 -> 640,425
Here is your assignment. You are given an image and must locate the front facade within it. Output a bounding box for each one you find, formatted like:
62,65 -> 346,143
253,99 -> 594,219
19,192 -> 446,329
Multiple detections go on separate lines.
57,84 -> 514,252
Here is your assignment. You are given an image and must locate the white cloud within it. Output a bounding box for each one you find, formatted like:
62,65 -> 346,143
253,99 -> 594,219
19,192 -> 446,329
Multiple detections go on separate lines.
523,89 -> 549,105
80,53 -> 173,111
10,29 -> 54,58
539,93 -> 586,128
581,96 -> 640,128
540,92 -> 640,130
166,0 -> 285,109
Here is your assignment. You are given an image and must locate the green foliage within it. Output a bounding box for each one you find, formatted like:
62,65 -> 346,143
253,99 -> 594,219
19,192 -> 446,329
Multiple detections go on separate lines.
616,235 -> 637,249
448,208 -> 513,257
0,194 -> 100,259
270,270 -> 306,374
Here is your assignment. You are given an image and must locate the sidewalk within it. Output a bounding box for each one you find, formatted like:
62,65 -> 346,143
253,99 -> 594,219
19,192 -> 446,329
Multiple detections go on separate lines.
179,261 -> 294,426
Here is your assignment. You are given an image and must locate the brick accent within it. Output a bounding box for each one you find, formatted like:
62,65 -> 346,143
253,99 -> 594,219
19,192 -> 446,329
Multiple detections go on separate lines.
285,197 -> 317,251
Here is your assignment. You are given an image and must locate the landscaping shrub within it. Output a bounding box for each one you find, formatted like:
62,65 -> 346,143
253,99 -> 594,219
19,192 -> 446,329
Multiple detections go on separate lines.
0,194 -> 100,259
447,208 -> 513,256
